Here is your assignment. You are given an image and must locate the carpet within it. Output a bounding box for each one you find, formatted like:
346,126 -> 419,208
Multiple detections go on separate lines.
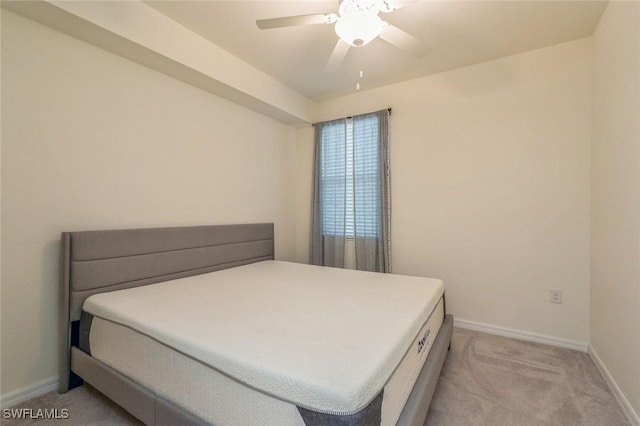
425,328 -> 629,425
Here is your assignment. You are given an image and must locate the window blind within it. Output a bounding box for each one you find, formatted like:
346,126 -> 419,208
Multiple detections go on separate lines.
321,115 -> 379,238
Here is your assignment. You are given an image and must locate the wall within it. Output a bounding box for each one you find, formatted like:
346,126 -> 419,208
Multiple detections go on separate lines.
1,10 -> 298,397
591,0 -> 640,419
298,39 -> 593,345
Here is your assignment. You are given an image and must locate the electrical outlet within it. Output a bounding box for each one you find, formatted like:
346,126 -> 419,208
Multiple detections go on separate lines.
549,288 -> 563,304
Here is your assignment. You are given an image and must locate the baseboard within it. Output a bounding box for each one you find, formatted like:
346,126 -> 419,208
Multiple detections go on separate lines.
454,318 -> 589,352
589,346 -> 640,426
0,376 -> 59,408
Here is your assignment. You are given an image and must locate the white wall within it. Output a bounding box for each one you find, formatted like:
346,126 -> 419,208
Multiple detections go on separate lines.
298,39 -> 593,344
591,0 -> 640,419
1,11 -> 298,396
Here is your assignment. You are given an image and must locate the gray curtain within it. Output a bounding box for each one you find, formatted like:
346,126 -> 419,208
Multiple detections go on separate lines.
311,109 -> 391,272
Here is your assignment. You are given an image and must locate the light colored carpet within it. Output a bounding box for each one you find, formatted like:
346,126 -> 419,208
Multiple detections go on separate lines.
2,328 -> 629,425
425,328 -> 629,426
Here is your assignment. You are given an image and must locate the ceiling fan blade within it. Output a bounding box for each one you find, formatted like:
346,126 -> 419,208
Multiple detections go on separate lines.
379,23 -> 430,58
325,39 -> 350,73
256,13 -> 335,30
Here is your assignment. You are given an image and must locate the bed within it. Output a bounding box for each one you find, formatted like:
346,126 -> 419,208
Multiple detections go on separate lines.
59,223 -> 453,425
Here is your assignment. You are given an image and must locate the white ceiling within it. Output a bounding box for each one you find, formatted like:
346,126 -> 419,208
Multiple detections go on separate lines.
145,1 -> 607,101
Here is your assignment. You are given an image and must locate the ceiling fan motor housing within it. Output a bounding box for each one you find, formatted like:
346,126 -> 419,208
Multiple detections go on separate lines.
334,9 -> 384,47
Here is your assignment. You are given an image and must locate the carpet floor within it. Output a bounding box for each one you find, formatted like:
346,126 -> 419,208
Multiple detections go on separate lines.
425,328 -> 629,425
2,328 -> 629,425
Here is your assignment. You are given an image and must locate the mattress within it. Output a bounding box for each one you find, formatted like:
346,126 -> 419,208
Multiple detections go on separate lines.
83,260 -> 445,425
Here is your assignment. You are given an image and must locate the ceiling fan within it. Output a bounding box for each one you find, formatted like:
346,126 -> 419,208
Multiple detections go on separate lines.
256,0 -> 428,72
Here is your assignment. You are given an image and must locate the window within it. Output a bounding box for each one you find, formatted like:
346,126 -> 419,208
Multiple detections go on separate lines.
320,115 -> 380,238
311,109 -> 390,273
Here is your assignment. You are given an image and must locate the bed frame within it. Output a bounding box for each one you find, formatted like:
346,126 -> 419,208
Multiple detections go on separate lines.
60,223 -> 453,425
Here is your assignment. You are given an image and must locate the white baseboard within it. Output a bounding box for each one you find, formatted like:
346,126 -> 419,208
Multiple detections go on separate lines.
589,346 -> 640,426
454,318 -> 589,352
0,376 -> 59,409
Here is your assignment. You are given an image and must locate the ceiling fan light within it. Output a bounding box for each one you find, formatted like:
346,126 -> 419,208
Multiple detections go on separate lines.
335,13 -> 383,47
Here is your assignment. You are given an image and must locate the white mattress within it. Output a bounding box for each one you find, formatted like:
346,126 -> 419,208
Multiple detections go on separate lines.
89,298 -> 444,426
84,260 -> 444,422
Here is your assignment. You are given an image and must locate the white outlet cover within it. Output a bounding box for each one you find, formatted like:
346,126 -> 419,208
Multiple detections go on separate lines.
549,289 -> 563,304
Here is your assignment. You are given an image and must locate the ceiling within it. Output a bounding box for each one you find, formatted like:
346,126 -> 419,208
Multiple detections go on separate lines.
145,1 -> 607,101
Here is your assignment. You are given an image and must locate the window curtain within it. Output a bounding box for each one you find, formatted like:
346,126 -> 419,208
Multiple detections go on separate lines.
311,109 -> 391,273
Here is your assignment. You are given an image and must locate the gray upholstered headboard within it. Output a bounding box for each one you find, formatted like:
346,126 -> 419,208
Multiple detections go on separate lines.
59,223 -> 274,392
